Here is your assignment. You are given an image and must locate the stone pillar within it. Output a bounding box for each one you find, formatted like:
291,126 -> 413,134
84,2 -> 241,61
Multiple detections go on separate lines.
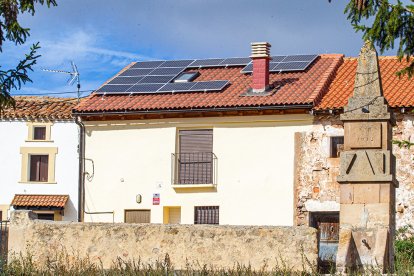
336,41 -> 398,273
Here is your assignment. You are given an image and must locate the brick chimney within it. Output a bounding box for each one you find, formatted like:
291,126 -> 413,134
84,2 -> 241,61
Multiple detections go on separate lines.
250,42 -> 271,93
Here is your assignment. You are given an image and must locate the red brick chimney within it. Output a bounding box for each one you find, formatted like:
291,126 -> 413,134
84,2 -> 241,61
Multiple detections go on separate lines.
250,42 -> 271,93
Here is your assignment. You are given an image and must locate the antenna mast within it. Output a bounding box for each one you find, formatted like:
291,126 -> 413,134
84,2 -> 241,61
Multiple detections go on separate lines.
43,61 -> 81,102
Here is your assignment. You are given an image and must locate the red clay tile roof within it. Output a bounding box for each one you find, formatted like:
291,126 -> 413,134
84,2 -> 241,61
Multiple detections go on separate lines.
74,54 -> 344,114
316,57 -> 414,110
11,194 -> 69,208
1,96 -> 78,120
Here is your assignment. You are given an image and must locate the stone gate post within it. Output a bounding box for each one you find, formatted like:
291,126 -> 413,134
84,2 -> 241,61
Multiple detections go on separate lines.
336,41 -> 398,273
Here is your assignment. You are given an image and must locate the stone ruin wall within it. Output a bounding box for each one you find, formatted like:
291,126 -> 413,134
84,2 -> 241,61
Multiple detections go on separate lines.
295,113 -> 414,229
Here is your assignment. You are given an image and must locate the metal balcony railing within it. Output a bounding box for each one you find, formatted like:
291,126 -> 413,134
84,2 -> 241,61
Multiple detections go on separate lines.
172,152 -> 217,185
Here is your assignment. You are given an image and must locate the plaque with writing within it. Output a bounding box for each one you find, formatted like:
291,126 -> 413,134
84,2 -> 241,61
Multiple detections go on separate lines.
346,122 -> 382,148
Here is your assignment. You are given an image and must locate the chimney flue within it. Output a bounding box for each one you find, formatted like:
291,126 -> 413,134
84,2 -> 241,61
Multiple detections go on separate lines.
250,42 -> 271,93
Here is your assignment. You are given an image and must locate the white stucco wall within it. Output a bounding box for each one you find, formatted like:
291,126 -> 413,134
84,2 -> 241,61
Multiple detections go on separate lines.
0,120 -> 79,221
83,114 -> 313,226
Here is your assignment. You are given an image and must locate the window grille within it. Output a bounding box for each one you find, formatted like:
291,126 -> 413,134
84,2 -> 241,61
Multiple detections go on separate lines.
194,206 -> 219,224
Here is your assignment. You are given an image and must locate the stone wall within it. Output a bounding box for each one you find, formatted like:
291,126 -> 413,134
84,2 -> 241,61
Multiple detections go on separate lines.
8,211 -> 318,271
295,113 -> 414,229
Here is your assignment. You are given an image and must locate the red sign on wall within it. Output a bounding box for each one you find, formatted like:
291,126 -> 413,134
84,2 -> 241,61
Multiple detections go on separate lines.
153,193 -> 160,205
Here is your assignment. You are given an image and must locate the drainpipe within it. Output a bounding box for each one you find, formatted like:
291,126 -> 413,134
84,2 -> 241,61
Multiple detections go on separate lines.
75,115 -> 85,222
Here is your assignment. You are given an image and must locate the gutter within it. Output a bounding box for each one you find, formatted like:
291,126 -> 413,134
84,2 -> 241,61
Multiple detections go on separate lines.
74,116 -> 85,222
72,104 -> 314,117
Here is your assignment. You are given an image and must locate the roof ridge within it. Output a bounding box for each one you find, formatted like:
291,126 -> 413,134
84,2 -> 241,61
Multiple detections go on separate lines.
308,55 -> 344,105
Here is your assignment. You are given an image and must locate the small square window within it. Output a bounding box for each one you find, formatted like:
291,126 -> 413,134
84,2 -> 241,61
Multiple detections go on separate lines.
173,72 -> 199,83
33,126 -> 47,140
330,136 -> 344,158
29,155 -> 49,182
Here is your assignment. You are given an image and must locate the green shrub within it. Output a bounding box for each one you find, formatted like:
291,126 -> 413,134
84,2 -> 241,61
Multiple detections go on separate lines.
395,225 -> 414,274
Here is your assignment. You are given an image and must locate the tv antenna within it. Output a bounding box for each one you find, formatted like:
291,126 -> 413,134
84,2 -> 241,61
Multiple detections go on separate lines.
42,61 -> 81,102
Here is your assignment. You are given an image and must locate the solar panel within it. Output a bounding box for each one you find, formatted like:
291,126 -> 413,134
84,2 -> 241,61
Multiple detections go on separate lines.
131,61 -> 165,69
269,63 -> 280,71
96,84 -> 133,93
241,54 -> 318,73
139,75 -> 176,84
241,63 -> 253,73
220,57 -> 251,66
119,68 -> 154,77
282,54 -> 318,62
159,82 -> 196,92
160,60 -> 195,67
108,76 -> 143,85
149,67 -> 185,76
189,59 -> 225,68
190,80 -> 229,91
96,55 -> 318,95
128,83 -> 165,93
272,61 -> 311,71
270,56 -> 287,62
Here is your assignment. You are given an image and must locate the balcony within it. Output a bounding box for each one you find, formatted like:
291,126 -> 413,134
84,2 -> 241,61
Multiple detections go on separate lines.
171,152 -> 217,188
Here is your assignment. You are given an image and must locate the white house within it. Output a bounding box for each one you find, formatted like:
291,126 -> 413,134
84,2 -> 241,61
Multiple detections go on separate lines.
73,42 -> 344,226
0,96 -> 80,221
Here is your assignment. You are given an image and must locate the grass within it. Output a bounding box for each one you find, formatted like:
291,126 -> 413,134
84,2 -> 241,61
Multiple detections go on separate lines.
1,226 -> 414,275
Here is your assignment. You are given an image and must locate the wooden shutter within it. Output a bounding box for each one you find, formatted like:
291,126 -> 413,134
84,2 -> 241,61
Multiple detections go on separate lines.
178,130 -> 213,184
179,129 -> 213,153
30,155 -> 41,181
124,210 -> 151,223
34,127 -> 46,140
29,155 -> 49,182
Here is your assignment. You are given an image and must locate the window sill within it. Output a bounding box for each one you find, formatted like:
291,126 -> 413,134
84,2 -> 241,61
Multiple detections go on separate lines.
172,184 -> 216,189
19,181 -> 57,184
25,140 -> 54,143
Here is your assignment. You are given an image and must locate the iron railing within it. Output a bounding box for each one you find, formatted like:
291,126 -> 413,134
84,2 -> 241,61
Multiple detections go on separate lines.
172,152 -> 217,185
0,220 -> 9,268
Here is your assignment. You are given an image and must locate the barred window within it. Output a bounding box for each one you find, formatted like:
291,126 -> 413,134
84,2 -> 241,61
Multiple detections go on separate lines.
194,206 -> 219,225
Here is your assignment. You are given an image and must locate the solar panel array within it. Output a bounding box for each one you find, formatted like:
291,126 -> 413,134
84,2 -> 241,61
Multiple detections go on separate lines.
95,54 -> 318,95
241,54 -> 318,73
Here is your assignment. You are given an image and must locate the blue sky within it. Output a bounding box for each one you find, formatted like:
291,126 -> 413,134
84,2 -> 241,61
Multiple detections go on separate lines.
0,0 -> 396,98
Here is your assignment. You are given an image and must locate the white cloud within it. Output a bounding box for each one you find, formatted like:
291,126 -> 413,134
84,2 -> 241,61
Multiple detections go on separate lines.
37,30 -> 152,68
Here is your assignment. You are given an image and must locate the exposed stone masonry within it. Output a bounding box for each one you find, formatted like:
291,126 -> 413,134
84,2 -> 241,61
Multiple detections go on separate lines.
295,114 -> 414,229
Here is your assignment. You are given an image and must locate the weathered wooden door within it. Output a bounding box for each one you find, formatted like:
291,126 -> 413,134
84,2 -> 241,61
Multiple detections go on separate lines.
124,210 -> 151,223
310,212 -> 340,273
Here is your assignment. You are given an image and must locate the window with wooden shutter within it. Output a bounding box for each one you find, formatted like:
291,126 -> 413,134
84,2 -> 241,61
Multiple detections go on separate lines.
29,155 -> 49,182
33,126 -> 47,140
124,210 -> 151,223
194,206 -> 219,224
178,129 -> 213,184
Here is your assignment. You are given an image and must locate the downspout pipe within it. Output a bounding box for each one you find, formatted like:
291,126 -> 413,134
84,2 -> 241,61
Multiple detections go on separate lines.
75,115 -> 85,222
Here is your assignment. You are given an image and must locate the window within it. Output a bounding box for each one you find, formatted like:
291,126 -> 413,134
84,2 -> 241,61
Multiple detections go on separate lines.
20,147 -> 58,183
330,136 -> 344,158
173,72 -> 199,83
33,127 -> 46,140
36,213 -> 55,221
194,206 -> 219,224
176,129 -> 214,184
124,210 -> 151,223
26,122 -> 53,142
29,155 -> 49,182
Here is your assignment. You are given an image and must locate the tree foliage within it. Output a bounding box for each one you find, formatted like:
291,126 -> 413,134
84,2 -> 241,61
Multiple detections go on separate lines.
343,0 -> 414,78
0,0 -> 57,110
